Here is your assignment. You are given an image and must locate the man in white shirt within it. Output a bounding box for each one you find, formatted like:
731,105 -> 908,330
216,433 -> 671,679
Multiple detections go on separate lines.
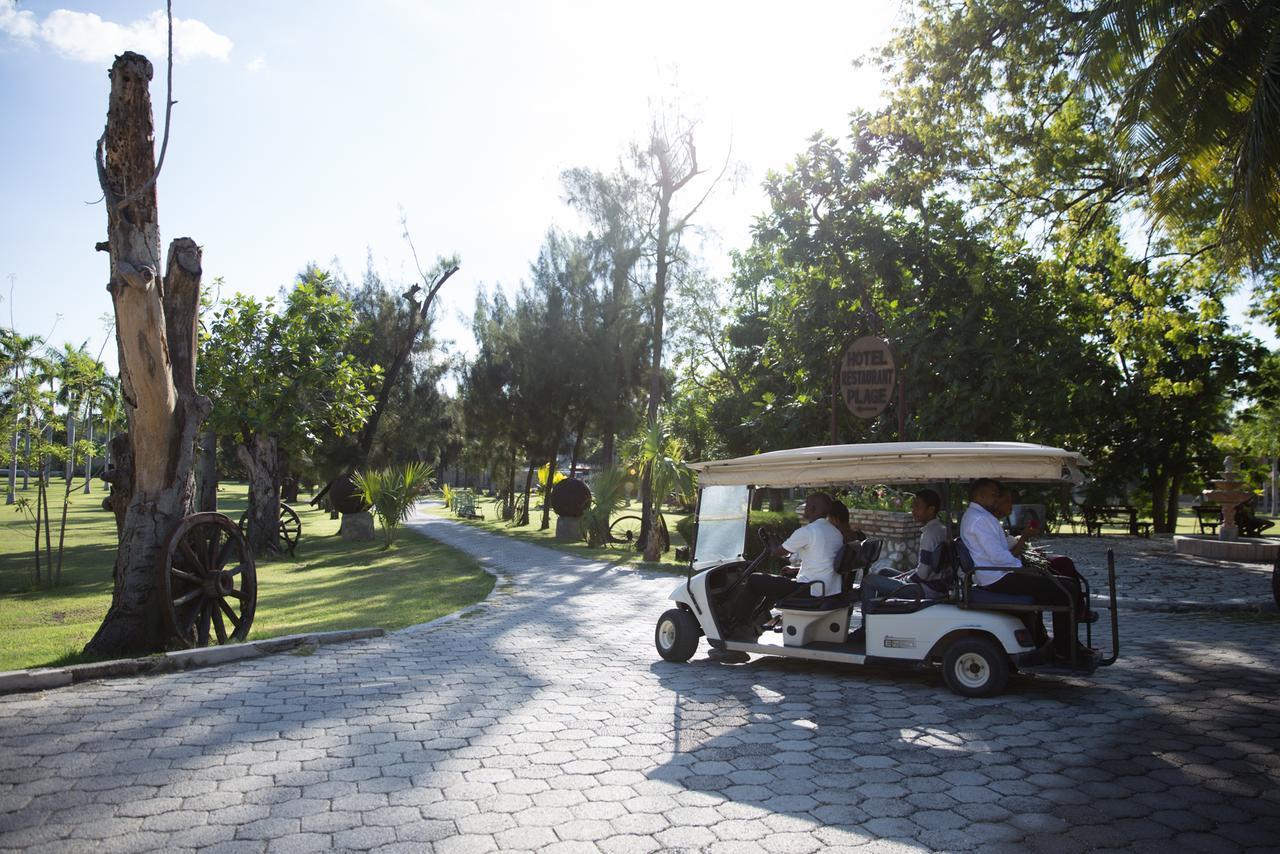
726,492 -> 844,638
771,492 -> 846,598
961,479 -> 1089,659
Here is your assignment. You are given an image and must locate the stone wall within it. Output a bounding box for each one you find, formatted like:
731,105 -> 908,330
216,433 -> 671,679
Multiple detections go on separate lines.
848,509 -> 921,571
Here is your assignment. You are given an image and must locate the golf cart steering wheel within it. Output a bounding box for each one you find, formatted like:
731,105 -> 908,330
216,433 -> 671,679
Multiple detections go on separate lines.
722,527 -> 778,600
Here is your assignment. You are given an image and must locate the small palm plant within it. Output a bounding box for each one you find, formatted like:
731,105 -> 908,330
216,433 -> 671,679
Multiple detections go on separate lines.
353,462 -> 436,549
580,466 -> 628,547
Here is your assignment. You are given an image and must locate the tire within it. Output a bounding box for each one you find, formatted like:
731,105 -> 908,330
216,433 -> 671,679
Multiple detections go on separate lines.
655,608 -> 701,662
941,636 -> 1009,698
1272,561 -> 1279,609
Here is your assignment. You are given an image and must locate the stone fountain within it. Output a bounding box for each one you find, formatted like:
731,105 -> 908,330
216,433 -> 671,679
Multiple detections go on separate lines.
1174,455 -> 1280,566
1202,456 -> 1252,541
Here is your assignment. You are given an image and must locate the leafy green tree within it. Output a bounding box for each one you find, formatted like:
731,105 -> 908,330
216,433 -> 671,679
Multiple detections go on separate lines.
460,289 -> 523,519
561,165 -> 651,466
310,259 -> 456,488
875,0 -> 1277,311
2,329 -> 44,504
200,271 -> 379,554
707,124 -> 1111,452
1085,0 -> 1280,264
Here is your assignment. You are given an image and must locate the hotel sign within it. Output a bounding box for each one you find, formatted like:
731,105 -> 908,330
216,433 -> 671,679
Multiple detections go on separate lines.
839,336 -> 896,419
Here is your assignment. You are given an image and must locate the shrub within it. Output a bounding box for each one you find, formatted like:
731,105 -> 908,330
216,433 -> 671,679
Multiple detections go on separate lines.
675,515 -> 695,551
353,462 -> 436,549
581,466 -> 628,547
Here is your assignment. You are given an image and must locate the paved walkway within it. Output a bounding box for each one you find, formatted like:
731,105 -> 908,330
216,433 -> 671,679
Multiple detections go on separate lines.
1036,535 -> 1276,611
1,516 -> 1278,852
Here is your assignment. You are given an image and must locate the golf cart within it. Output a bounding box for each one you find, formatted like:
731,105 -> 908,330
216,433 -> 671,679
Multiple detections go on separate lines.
654,441 -> 1120,697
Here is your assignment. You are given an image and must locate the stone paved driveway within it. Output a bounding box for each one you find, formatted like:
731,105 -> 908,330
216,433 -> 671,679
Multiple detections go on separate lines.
2,515 -> 1279,853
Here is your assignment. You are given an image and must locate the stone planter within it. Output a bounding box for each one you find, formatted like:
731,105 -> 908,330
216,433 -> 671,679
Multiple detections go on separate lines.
847,509 -> 921,572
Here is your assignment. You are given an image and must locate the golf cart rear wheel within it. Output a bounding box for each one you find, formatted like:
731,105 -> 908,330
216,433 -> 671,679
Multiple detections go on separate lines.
941,636 -> 1009,698
655,608 -> 701,662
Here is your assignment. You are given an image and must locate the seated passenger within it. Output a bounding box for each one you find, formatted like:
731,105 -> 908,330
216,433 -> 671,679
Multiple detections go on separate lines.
727,492 -> 844,636
1235,497 -> 1274,537
997,486 -> 1092,611
861,489 -> 949,608
961,478 -> 1091,659
827,500 -> 862,544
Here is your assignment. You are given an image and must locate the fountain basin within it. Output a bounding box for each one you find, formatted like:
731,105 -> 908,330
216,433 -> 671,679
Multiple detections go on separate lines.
1174,534 -> 1280,563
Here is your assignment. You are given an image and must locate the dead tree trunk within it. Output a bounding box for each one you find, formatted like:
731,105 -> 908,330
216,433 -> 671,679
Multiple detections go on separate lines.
196,429 -> 217,512
84,53 -> 209,657
102,433 -> 134,542
237,433 -> 281,555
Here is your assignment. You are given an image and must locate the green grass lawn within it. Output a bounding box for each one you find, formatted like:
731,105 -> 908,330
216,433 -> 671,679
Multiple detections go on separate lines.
1052,507 -> 1275,536
0,482 -> 493,672
425,494 -> 692,575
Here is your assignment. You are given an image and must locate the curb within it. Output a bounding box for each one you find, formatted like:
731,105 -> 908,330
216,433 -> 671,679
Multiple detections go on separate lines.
0,628 -> 385,697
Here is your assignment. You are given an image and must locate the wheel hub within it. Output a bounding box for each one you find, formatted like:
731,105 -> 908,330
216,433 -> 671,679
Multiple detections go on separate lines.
955,652 -> 989,688
204,570 -> 234,597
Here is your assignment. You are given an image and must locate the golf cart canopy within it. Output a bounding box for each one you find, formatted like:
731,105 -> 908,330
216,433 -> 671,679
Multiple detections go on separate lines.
689,441 -> 1089,488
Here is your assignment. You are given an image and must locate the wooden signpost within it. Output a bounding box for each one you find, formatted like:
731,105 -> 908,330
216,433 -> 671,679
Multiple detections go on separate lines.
831,336 -> 905,442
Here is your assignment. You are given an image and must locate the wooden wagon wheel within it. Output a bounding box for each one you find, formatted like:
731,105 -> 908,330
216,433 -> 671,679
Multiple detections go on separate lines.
237,502 -> 303,555
157,512 -> 256,648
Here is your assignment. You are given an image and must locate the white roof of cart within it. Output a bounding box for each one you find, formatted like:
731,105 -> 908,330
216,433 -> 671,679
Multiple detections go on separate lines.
690,441 -> 1089,487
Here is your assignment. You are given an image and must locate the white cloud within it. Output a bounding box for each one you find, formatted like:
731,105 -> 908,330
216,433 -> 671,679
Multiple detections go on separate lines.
1,4 -> 231,63
0,1 -> 37,41
246,56 -> 265,73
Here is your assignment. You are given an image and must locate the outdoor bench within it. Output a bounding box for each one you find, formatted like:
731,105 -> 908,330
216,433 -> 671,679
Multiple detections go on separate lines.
1193,504 -> 1221,535
1082,504 -> 1151,537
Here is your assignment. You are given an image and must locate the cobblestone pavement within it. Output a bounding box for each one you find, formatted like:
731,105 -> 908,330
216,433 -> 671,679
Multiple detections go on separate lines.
2,515 -> 1278,853
1037,535 -> 1276,610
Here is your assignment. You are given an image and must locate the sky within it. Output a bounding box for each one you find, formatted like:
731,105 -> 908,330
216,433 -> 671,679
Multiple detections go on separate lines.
0,0 -> 901,370
2,0 -> 1270,375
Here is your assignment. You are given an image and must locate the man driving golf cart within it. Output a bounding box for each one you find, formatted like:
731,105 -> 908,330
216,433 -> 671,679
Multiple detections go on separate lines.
726,492 -> 844,639
654,442 -> 1119,697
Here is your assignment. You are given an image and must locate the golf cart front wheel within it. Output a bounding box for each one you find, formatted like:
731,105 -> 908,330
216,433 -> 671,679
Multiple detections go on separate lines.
941,637 -> 1009,698
655,608 -> 701,662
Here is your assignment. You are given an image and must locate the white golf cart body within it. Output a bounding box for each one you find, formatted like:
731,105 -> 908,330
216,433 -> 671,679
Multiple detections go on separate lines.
656,441 -> 1116,696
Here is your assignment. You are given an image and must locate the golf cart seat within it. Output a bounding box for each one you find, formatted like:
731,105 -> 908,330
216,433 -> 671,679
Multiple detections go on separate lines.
772,540 -> 882,646
862,596 -> 946,615
862,539 -> 958,614
773,537 -> 882,611
773,570 -> 848,647
953,539 -> 1037,607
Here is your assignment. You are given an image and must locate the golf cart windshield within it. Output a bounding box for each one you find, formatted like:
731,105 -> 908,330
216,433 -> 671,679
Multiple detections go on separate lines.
692,485 -> 750,570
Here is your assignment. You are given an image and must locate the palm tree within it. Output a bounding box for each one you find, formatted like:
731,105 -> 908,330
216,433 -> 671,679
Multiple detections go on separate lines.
1086,0 -> 1280,262
50,343 -> 100,482
80,368 -> 112,494
2,330 -> 44,504
627,421 -> 694,561
98,376 -> 125,469
353,462 -> 436,549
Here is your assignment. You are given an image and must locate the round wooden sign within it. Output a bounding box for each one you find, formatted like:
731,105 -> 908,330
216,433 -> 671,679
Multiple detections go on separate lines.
839,336 -> 896,419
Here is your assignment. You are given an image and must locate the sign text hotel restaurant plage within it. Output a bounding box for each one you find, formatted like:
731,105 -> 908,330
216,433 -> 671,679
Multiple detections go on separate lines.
840,336 -> 896,420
